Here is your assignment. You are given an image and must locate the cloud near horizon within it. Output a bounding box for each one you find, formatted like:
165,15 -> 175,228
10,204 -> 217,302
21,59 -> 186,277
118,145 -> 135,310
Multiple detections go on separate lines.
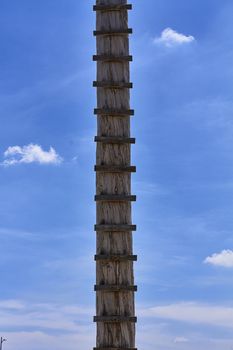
2,144 -> 63,166
139,302 -> 233,329
204,250 -> 233,268
154,27 -> 195,47
1,299 -> 233,350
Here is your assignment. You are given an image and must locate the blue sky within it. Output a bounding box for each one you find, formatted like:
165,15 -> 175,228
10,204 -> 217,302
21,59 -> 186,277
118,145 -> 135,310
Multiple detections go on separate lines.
1,0 -> 233,349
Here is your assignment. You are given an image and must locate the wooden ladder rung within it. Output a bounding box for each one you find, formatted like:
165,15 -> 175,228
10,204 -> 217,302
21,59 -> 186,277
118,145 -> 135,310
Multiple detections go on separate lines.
95,285 -> 137,292
94,316 -> 137,323
95,165 -> 136,173
95,254 -> 137,261
93,29 -> 133,36
93,81 -> 133,89
95,195 -> 136,202
95,224 -> 137,232
94,108 -> 134,116
93,55 -> 133,62
93,4 -> 132,12
94,348 -> 137,350
95,137 -> 135,144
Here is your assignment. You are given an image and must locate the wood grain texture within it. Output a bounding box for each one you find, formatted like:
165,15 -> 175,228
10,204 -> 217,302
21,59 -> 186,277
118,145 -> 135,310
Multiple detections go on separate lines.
95,0 -> 136,349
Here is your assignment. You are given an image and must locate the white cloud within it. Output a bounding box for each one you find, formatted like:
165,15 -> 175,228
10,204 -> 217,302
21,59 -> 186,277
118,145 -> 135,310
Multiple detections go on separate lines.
139,302 -> 233,329
0,299 -> 25,310
204,250 -> 233,268
0,299 -> 93,332
174,337 -> 189,343
154,28 -> 195,47
2,331 -> 94,350
1,300 -> 233,350
2,143 -> 62,166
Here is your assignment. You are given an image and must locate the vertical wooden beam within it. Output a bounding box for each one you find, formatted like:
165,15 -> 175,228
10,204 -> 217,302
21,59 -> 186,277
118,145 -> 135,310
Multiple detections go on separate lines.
93,1 -> 137,350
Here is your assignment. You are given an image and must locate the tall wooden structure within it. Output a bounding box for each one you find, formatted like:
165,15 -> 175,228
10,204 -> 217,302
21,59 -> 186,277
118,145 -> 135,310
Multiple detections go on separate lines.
93,1 -> 137,350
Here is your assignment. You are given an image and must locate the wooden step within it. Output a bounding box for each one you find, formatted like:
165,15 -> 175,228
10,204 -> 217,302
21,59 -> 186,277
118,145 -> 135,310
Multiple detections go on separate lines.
94,29 -> 133,36
95,254 -> 137,262
95,285 -> 137,292
95,137 -> 135,144
95,165 -> 136,173
95,195 -> 136,202
93,4 -> 132,12
93,81 -> 133,89
94,316 -> 137,323
95,224 -> 136,232
93,55 -> 133,62
94,108 -> 134,116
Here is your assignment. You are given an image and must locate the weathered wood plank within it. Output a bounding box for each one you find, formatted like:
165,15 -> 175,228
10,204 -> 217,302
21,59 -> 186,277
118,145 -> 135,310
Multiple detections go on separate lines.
95,137 -> 135,144
95,224 -> 136,232
95,195 -> 136,201
94,29 -> 133,36
95,254 -> 137,261
94,108 -> 134,116
94,316 -> 137,323
93,4 -> 132,11
93,81 -> 133,89
93,55 -> 133,62
94,348 -> 137,350
95,165 -> 136,173
95,285 -> 137,292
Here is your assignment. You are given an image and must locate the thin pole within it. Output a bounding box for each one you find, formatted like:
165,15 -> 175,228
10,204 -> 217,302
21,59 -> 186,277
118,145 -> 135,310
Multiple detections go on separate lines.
93,1 -> 137,349
0,337 -> 6,350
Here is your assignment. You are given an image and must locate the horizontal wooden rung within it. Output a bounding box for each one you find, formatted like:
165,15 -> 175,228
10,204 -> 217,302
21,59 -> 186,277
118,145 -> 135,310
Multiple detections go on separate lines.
95,195 -> 136,202
93,29 -> 133,36
94,348 -> 137,350
95,165 -> 136,173
93,55 -> 133,62
95,285 -> 137,292
95,137 -> 135,144
94,316 -> 137,323
95,254 -> 137,261
94,108 -> 134,116
95,224 -> 137,232
93,81 -> 133,89
93,4 -> 132,12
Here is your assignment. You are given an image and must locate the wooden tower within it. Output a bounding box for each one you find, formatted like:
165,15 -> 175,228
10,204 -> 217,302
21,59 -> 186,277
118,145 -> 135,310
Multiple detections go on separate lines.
93,1 -> 137,350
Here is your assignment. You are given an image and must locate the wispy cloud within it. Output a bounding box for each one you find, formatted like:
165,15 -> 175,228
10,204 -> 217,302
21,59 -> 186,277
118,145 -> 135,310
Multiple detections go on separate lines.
2,331 -> 94,350
0,299 -> 94,350
139,302 -> 233,329
0,299 -> 25,310
2,144 -> 63,166
174,337 -> 189,343
204,250 -> 233,268
154,28 -> 195,47
0,299 -> 93,332
1,300 -> 233,350
133,180 -> 170,196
